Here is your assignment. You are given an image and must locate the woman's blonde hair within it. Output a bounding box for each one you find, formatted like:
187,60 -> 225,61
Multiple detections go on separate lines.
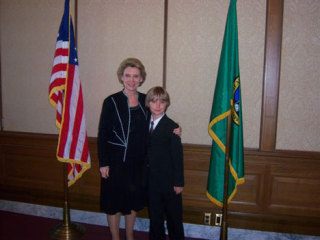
117,58 -> 146,86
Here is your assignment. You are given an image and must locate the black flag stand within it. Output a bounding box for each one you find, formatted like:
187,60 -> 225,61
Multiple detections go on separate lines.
220,113 -> 232,240
49,164 -> 85,240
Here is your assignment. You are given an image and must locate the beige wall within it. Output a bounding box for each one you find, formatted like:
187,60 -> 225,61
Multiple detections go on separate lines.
1,0 -> 319,151
277,0 -> 320,151
165,0 -> 264,147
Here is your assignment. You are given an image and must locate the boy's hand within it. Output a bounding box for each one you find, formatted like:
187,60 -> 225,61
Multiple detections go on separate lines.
174,186 -> 183,195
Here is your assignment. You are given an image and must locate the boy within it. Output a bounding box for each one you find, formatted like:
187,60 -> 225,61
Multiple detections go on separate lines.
145,86 -> 185,240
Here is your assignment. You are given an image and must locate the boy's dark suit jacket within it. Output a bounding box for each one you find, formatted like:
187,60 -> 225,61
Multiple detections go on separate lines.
147,114 -> 184,192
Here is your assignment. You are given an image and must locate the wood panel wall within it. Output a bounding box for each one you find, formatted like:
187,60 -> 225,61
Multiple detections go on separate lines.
1,131 -> 319,235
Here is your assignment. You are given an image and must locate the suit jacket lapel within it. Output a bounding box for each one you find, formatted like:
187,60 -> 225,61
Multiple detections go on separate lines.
153,114 -> 167,134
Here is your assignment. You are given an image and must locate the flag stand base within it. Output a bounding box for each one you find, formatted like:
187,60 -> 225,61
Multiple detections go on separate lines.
50,222 -> 85,240
49,200 -> 85,240
49,164 -> 86,240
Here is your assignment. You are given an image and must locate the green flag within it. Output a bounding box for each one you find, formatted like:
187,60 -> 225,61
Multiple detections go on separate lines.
207,0 -> 244,207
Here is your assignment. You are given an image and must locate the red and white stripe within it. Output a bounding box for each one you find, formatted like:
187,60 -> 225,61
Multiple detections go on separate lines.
49,40 -> 91,186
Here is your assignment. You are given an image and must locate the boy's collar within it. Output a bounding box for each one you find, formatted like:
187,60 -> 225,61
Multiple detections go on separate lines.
151,113 -> 165,124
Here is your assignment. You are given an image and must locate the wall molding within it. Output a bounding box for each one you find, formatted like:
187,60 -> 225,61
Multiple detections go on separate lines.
0,131 -> 319,235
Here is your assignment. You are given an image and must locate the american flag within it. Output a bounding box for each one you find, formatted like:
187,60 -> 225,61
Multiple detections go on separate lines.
49,0 -> 91,187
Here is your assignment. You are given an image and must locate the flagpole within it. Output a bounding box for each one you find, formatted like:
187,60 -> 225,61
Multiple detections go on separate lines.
207,2 -> 244,239
49,0 -> 86,238
220,112 -> 232,240
49,164 -> 85,240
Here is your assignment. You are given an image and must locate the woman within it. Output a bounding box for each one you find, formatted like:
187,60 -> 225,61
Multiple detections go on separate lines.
98,58 -> 148,240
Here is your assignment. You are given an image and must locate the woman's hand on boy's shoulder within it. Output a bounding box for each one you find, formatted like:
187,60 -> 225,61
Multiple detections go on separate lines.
173,124 -> 182,137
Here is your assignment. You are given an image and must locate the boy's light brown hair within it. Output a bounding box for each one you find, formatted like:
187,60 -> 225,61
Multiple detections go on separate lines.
145,86 -> 171,110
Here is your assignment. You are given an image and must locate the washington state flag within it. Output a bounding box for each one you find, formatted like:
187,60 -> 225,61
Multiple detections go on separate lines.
207,0 -> 245,207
